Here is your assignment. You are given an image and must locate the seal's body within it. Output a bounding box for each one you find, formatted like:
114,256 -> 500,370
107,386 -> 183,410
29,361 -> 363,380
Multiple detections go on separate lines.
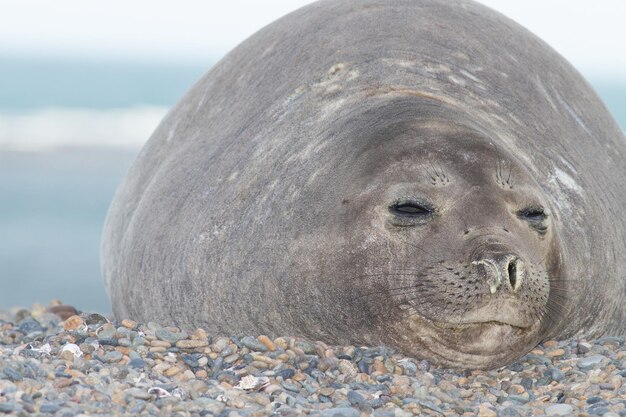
102,0 -> 626,368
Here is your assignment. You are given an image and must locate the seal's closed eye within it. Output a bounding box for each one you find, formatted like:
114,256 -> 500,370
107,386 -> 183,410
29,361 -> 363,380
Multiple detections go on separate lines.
388,198 -> 435,227
390,201 -> 433,216
517,206 -> 548,235
517,207 -> 547,222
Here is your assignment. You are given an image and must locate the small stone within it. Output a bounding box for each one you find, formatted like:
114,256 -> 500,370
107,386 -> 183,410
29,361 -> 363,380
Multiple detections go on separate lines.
63,315 -> 84,331
61,343 -> 83,359
241,336 -> 267,352
277,368 -> 296,380
40,403 -> 61,413
128,358 -> 146,369
264,384 -> 282,394
577,355 -> 606,369
577,341 -> 592,354
507,384 -> 525,395
236,375 -> 269,390
507,395 -> 529,404
176,339 -> 209,349
2,367 -> 23,382
338,359 -> 358,377
104,350 -> 123,363
84,313 -> 108,325
46,304 -> 78,320
150,340 -> 171,348
586,396 -> 603,404
545,366 -> 565,382
182,353 -> 200,368
121,319 -> 137,329
126,388 -> 153,400
212,337 -> 230,352
477,404 -> 497,417
281,381 -> 301,393
520,377 -> 533,390
165,366 -> 181,377
545,404 -> 574,416
97,325 -> 117,340
257,335 -> 276,351
295,340 -> 317,354
156,328 -> 188,344
547,348 -> 565,357
0,403 -> 15,414
224,353 -> 239,363
347,390 -> 367,406
320,407 -> 360,417
18,318 -> 44,334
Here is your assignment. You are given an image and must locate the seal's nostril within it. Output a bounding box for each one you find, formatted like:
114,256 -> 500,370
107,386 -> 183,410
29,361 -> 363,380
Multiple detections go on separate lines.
508,258 -> 518,290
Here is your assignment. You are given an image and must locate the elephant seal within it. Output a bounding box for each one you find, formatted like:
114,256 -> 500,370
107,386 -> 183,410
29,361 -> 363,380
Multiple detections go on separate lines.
102,0 -> 626,369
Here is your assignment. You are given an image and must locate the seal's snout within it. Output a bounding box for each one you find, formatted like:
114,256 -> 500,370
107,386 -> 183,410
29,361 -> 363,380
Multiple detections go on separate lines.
473,254 -> 524,294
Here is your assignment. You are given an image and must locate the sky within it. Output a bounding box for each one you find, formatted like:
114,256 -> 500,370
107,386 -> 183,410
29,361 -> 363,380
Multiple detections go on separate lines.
0,0 -> 624,79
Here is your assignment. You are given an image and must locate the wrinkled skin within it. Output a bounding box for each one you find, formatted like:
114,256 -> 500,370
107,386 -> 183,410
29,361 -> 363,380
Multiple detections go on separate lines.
102,0 -> 626,369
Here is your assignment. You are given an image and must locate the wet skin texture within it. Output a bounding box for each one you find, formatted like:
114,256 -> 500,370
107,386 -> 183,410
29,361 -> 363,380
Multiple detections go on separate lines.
102,0 -> 626,369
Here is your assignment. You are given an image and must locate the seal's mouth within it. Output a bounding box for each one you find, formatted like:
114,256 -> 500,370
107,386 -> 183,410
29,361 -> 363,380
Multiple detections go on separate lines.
394,308 -> 544,369
432,319 -> 530,331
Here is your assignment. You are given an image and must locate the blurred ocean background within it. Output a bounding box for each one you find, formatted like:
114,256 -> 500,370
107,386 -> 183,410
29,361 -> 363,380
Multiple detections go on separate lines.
0,1 -> 625,314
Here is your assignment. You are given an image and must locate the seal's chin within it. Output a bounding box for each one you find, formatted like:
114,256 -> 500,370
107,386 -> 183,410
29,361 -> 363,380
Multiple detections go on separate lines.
397,313 -> 543,369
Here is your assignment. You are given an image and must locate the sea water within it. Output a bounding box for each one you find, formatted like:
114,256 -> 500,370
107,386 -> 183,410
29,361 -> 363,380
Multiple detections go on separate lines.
0,56 -> 624,313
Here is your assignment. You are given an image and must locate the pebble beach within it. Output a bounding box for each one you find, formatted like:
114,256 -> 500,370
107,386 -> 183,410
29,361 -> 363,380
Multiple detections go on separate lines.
0,302 -> 624,417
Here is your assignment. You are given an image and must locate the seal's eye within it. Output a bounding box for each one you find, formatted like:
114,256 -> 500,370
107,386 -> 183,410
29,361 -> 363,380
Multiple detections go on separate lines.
388,199 -> 435,227
390,202 -> 432,216
518,207 -> 547,222
518,206 -> 548,235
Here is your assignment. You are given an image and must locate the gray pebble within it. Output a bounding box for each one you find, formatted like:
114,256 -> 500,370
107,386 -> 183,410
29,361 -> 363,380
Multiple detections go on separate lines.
277,368 -> 296,380
545,404 -> 574,416
281,381 -> 301,393
577,342 -> 592,354
104,351 -> 123,363
577,355 -> 606,369
499,407 -> 523,417
507,395 -> 530,404
117,337 -> 131,347
241,336 -> 267,352
2,367 -> 23,382
126,388 -> 153,400
18,318 -> 45,334
0,403 -> 15,414
347,390 -> 365,406
97,328 -> 117,340
546,367 -> 565,382
320,407 -> 360,417
589,406 -> 610,415
296,341 -> 317,355
128,358 -> 146,369
155,328 -> 188,344
372,410 -> 395,417
212,337 -> 230,352
40,402 -> 62,413
181,354 -> 200,368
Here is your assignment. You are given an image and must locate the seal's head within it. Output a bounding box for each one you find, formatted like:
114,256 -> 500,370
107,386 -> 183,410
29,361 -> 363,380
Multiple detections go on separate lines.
297,99 -> 564,369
